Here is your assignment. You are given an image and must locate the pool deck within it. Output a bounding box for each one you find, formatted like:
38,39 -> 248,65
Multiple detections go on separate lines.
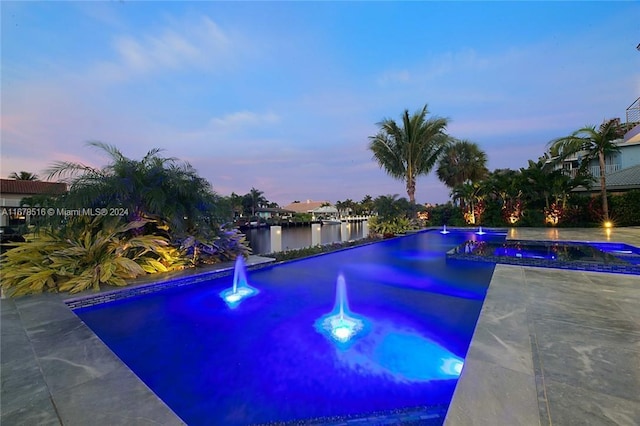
2,228 -> 639,425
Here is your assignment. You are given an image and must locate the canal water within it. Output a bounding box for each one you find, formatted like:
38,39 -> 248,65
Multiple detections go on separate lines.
244,222 -> 367,255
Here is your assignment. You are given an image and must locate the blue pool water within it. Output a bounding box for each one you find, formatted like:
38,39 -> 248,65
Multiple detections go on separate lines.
73,230 -> 504,425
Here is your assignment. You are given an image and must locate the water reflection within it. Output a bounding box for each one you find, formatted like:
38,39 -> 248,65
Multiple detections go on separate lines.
245,222 -> 366,254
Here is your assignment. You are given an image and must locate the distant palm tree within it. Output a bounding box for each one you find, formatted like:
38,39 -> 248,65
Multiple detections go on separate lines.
245,187 -> 267,217
360,195 -> 374,215
436,140 -> 488,190
369,105 -> 451,203
9,171 -> 39,180
548,119 -> 623,221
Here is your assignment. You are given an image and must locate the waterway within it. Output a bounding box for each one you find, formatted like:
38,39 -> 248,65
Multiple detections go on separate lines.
244,222 -> 367,255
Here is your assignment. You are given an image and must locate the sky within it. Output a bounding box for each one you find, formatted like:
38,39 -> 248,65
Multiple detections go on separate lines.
1,1 -> 639,207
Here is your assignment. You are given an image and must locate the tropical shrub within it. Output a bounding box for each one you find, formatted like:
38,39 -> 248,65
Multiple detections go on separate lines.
609,190 -> 640,226
426,203 -> 465,226
176,226 -> 251,266
0,216 -> 184,296
368,216 -> 412,236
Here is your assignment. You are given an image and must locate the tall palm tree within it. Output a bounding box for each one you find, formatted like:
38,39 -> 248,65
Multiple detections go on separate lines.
436,139 -> 488,190
9,171 -> 39,180
548,119 -> 623,221
369,105 -> 451,203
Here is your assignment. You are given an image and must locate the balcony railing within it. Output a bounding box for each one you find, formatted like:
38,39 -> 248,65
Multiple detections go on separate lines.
568,164 -> 621,178
627,97 -> 640,124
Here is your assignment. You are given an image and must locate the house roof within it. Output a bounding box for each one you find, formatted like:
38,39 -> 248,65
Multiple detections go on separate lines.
574,164 -> 640,192
282,200 -> 332,213
0,179 -> 67,195
312,205 -> 339,214
605,164 -> 640,189
255,207 -> 295,214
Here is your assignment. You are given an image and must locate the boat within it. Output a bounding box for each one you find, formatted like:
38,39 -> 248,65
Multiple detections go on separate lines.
321,218 -> 342,225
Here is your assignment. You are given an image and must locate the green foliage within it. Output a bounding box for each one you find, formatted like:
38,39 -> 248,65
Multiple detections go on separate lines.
368,216 -> 412,236
45,142 -> 224,232
437,139 -> 488,189
373,194 -> 412,220
1,216 -> 184,297
269,237 -> 380,262
426,203 -> 465,226
609,190 -> 640,226
176,226 -> 251,266
547,120 -> 623,221
369,104 -> 451,203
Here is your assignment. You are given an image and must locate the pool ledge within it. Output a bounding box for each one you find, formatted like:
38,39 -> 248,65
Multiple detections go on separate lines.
1,255 -> 276,425
445,226 -> 640,425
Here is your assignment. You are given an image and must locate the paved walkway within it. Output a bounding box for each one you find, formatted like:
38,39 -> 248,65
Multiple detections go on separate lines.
2,228 -> 639,425
445,227 -> 640,426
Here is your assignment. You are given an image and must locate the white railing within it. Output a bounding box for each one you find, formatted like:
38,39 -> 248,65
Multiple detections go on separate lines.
569,164 -> 621,178
627,97 -> 640,124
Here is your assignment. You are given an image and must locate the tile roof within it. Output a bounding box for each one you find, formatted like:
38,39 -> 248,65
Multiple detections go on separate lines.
575,164 -> 640,192
0,179 -> 67,195
605,164 -> 640,188
282,200 -> 332,213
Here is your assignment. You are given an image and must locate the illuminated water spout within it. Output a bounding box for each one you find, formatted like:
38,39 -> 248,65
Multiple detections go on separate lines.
315,274 -> 366,345
219,257 -> 259,309
440,225 -> 450,234
476,226 -> 486,235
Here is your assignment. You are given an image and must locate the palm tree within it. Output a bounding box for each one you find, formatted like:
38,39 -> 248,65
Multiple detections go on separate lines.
436,139 -> 488,190
243,188 -> 267,217
451,181 -> 484,224
369,105 -> 451,203
9,171 -> 39,180
46,141 -> 219,232
548,119 -> 623,221
360,195 -> 374,215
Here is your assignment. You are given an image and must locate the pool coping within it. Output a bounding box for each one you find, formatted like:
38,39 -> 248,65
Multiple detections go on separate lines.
2,227 -> 639,425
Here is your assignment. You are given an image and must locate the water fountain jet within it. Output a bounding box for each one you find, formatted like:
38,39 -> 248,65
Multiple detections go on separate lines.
476,226 -> 486,235
219,256 -> 259,309
315,274 -> 366,345
440,225 -> 450,234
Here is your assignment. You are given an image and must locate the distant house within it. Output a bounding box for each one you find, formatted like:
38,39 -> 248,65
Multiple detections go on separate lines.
0,179 -> 67,226
255,207 -> 296,221
555,100 -> 640,193
282,200 -> 338,219
283,200 -> 331,214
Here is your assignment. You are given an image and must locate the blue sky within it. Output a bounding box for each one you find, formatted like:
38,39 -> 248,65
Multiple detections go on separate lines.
2,1 -> 639,206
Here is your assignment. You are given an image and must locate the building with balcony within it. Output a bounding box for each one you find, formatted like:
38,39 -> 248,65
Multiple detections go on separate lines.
555,97 -> 640,193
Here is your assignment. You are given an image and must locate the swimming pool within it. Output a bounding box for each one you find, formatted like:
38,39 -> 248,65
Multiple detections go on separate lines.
448,239 -> 640,275
72,230 -> 504,425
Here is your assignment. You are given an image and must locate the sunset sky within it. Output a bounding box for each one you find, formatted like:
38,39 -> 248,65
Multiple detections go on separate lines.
2,1 -> 639,206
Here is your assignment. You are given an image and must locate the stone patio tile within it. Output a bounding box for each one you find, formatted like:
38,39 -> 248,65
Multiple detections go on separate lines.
0,392 -> 61,426
614,299 -> 640,322
545,379 -> 640,426
490,264 -> 525,280
13,293 -> 76,329
444,358 -> 539,426
535,324 -> 640,402
465,321 -> 533,375
1,359 -> 51,416
525,282 -> 640,334
52,366 -> 184,426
